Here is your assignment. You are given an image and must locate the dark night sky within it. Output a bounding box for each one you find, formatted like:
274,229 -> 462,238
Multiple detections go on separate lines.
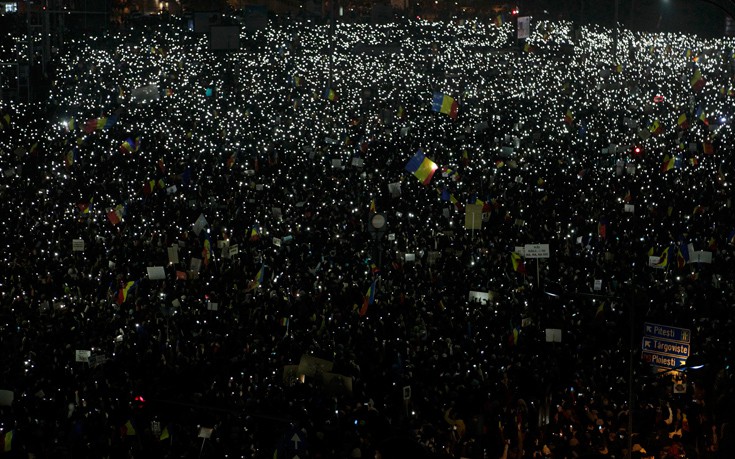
521,0 -> 731,38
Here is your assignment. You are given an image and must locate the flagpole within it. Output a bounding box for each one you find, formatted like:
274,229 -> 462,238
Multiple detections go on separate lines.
536,259 -> 540,288
612,0 -> 619,62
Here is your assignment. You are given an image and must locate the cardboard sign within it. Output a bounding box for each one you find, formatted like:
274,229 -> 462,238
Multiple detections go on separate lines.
75,350 -> 91,363
192,213 -> 207,235
147,266 -> 166,280
545,329 -> 562,343
297,354 -> 334,378
464,203 -> 483,229
168,245 -> 179,265
468,291 -> 489,305
72,239 -> 85,252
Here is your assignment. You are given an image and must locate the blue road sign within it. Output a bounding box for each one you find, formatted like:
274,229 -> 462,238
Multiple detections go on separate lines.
641,351 -> 687,369
643,322 -> 691,343
641,337 -> 690,358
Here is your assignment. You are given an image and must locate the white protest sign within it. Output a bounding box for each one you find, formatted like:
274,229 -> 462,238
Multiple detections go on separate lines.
190,257 -> 202,273
168,245 -> 179,264
228,244 -> 239,256
72,239 -> 85,252
0,390 -> 13,407
594,279 -> 602,291
624,204 -> 635,213
75,350 -> 91,363
517,16 -> 531,39
468,291 -> 489,305
192,213 -> 207,235
388,182 -> 401,197
648,256 -> 665,268
545,329 -> 562,343
147,266 -> 166,280
524,244 -> 550,258
130,84 -> 160,102
691,251 -> 713,263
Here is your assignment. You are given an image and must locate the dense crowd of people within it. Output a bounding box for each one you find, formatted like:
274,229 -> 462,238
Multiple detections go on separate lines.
0,9 -> 734,459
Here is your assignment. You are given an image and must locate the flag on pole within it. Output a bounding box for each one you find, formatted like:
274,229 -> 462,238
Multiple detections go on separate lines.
654,247 -> 670,268
246,265 -> 266,291
405,149 -> 438,185
359,280 -> 376,317
564,109 -> 574,125
661,154 -> 675,172
511,252 -> 526,274
117,280 -> 137,304
431,92 -> 458,119
323,87 -> 337,101
691,68 -> 705,91
120,137 -> 140,154
2,431 -> 13,452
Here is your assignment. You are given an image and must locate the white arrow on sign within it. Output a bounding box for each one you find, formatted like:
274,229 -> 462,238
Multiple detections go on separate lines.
291,433 -> 301,450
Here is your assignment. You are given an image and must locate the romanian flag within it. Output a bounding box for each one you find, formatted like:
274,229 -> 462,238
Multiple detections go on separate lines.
676,247 -> 686,269
359,280 -> 376,317
117,280 -> 136,304
649,119 -> 664,135
595,302 -> 605,321
279,317 -> 289,327
202,235 -> 212,267
702,141 -> 714,155
120,137 -> 140,154
0,112 -> 10,130
159,425 -> 171,442
508,323 -> 520,347
292,75 -> 303,87
661,155 -> 675,172
107,204 -> 126,225
249,226 -> 260,241
598,220 -> 607,239
247,265 -> 266,291
397,105 -> 406,119
654,247 -> 669,268
65,149 -> 76,167
438,188 -> 461,209
614,63 -> 623,73
494,14 -> 504,27
123,420 -> 136,436
431,92 -> 458,119
77,197 -> 93,214
695,104 -> 708,125
441,167 -> 459,181
564,109 -> 574,125
3,431 -> 13,452
227,153 -> 236,169
143,179 -> 164,195
323,88 -> 337,101
369,199 -> 376,213
405,149 -> 438,185
67,117 -> 75,131
691,68 -> 705,91
677,113 -> 689,129
511,252 -> 526,274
